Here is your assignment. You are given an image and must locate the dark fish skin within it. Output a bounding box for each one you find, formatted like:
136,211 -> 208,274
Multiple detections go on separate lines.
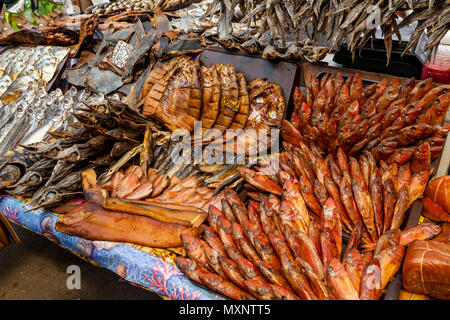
122,30 -> 158,83
27,158 -> 57,173
44,161 -> 77,188
51,171 -> 82,191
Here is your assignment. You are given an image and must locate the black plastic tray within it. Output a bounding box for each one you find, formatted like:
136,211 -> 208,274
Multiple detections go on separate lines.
333,39 -> 424,79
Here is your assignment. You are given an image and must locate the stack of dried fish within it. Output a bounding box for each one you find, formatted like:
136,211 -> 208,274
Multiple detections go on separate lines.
0,46 -> 69,103
64,13 -> 204,98
148,140 -> 246,191
140,55 -> 203,132
175,72 -> 449,299
175,187 -> 442,299
206,0 -> 450,62
285,73 -> 450,160
63,18 -> 157,95
246,72 -> 450,246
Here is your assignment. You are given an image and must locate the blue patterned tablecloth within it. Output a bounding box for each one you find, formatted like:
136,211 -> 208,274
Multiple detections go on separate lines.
0,195 -> 225,300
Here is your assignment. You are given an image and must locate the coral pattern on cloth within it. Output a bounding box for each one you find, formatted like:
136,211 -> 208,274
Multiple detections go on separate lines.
0,196 -> 224,300
1,202 -> 20,223
144,259 -> 202,300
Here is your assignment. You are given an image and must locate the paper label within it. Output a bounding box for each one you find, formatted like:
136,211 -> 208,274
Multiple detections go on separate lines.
109,40 -> 134,69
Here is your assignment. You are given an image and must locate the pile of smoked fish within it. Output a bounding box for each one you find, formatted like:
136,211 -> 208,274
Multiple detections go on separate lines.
0,46 -> 69,104
0,91 -> 153,209
174,73 -> 450,300
175,187 -> 443,300
0,51 -> 287,214
278,72 -> 450,243
287,73 -> 450,159
400,175 -> 450,301
0,90 -> 226,250
240,135 -> 438,244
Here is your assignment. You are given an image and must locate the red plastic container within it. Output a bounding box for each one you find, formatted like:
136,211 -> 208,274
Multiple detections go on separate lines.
421,46 -> 450,84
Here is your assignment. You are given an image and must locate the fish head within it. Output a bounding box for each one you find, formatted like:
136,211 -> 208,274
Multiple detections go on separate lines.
32,96 -> 42,106
62,96 -> 74,110
69,86 -> 78,96
53,88 -> 63,98
79,88 -> 92,100
23,171 -> 44,187
0,81 -> 10,93
411,142 -> 431,174
37,87 -> 47,99
348,100 -> 360,115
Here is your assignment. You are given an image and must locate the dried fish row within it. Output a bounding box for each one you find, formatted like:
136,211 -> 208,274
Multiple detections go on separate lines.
206,0 -> 450,63
53,169 -> 206,249
100,163 -> 220,212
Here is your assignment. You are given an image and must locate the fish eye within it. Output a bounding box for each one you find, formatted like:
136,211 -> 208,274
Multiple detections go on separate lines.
47,191 -> 58,201
29,174 -> 40,183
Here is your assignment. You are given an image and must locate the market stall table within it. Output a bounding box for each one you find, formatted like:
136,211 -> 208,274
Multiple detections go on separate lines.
0,195 -> 225,300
